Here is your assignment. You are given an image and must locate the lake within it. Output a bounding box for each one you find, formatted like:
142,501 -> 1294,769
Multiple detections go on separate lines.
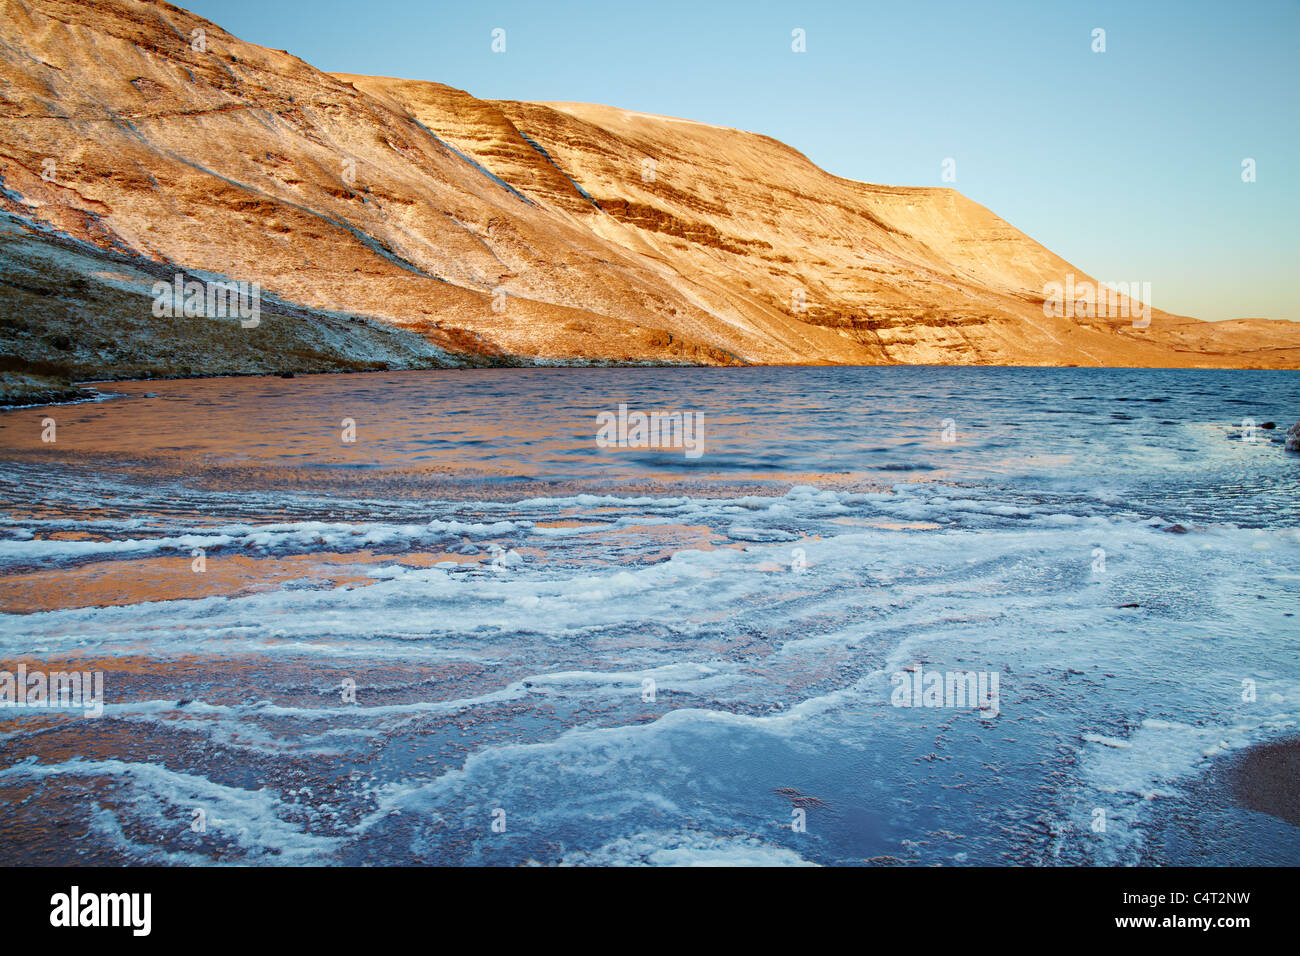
1,366 -> 1298,864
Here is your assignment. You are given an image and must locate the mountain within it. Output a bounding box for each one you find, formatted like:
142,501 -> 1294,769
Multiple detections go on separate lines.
1,0 -> 1297,403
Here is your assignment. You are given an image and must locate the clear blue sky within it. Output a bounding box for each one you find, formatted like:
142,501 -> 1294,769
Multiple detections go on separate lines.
184,0 -> 1299,322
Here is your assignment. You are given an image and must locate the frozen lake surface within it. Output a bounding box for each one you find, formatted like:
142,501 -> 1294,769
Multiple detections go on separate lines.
1,366 -> 1298,865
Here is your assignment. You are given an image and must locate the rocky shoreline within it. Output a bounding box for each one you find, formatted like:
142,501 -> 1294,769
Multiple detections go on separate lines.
0,372 -> 96,408
1229,735 -> 1300,827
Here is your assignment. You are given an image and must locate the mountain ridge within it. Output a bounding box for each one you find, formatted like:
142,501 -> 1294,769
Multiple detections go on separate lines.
1,0 -> 1296,404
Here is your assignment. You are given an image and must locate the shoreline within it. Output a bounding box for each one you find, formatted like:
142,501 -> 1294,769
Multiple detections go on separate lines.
6,361 -> 1300,412
0,359 -> 718,410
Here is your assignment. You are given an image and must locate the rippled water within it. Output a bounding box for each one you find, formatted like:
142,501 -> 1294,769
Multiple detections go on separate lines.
1,366 -> 1298,865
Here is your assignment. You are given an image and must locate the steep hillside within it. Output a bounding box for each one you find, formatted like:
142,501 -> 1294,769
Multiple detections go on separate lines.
0,0 -> 1296,404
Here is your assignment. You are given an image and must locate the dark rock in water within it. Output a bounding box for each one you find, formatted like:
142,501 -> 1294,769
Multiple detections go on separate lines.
1260,421 -> 1276,429
773,786 -> 828,808
143,392 -> 159,398
279,371 -> 295,379
1162,524 -> 1188,534
1231,736 -> 1300,827
1287,420 -> 1300,453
